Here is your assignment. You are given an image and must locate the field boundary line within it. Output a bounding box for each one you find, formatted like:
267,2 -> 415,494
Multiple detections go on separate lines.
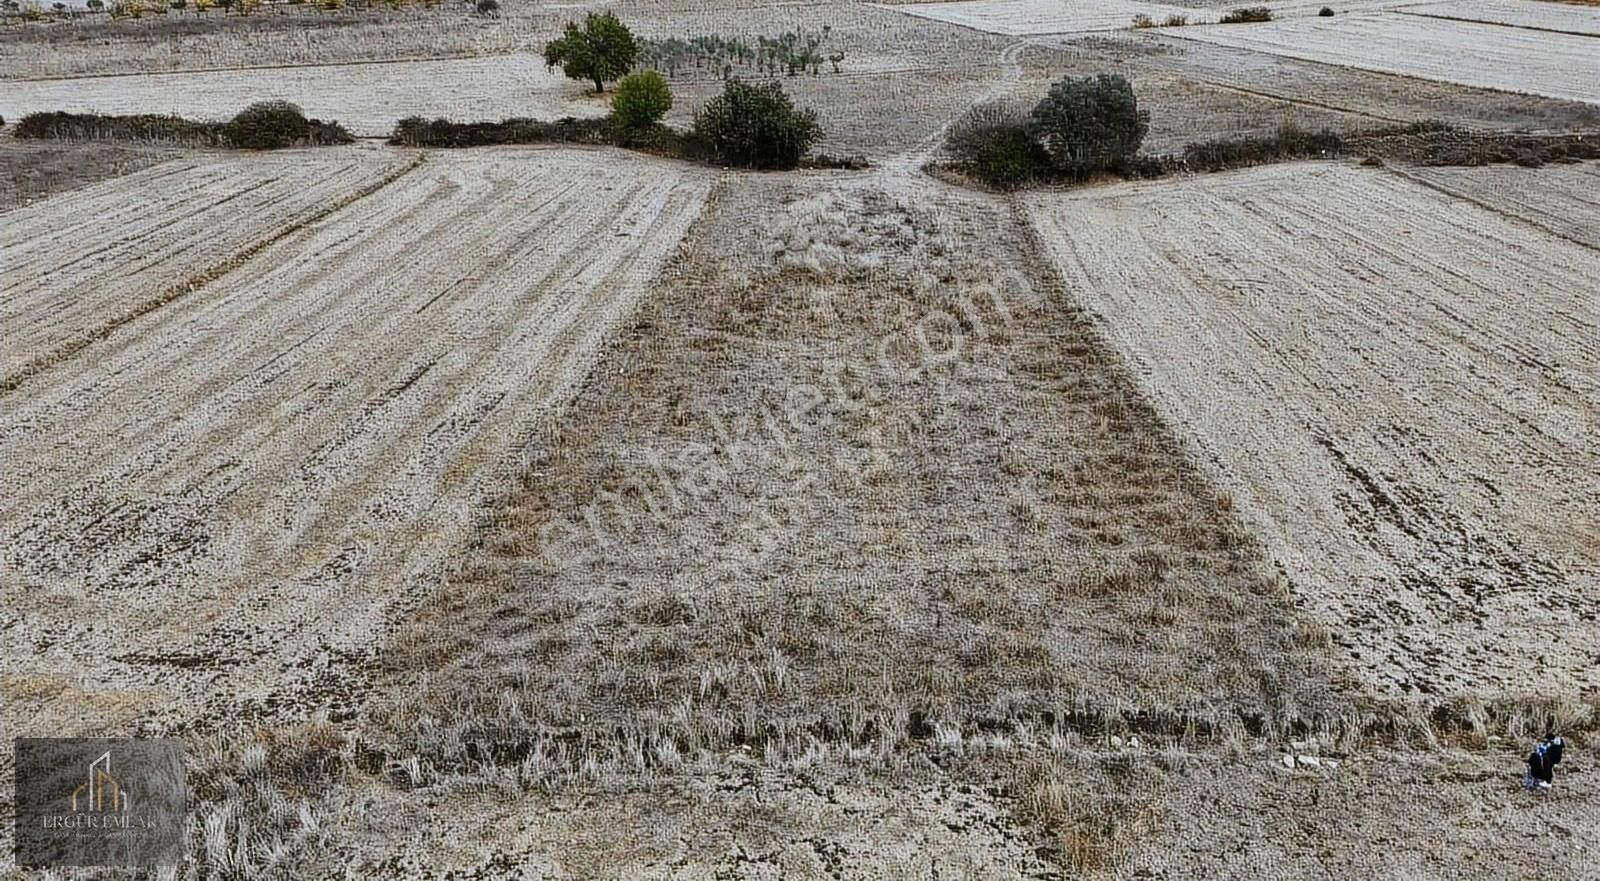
1383,164 -> 1600,255
1155,28 -> 1570,106
1393,9 -> 1600,38
0,152 -> 428,396
1179,77 -> 1418,126
0,52 -> 516,84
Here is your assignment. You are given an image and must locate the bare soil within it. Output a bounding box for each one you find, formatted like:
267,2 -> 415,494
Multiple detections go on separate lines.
0,135 -> 180,212
0,146 -> 713,736
1024,160 -> 1600,698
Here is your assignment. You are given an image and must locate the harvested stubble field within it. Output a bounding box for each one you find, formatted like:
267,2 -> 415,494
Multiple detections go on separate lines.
1114,35 -> 1600,131
1397,0 -> 1600,35
0,146 -> 714,734
1024,161 -> 1600,698
0,6 -> 525,78
885,0 -> 1224,34
0,55 -> 603,138
346,166 -> 1353,875
1401,160 -> 1600,250
1171,11 -> 1600,104
5,0 -> 1600,874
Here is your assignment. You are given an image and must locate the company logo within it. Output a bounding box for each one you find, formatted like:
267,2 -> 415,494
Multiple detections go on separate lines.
14,738 -> 186,868
71,751 -> 128,813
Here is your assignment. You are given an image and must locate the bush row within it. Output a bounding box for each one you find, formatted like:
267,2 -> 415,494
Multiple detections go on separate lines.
13,102 -> 353,149
390,77 -> 826,171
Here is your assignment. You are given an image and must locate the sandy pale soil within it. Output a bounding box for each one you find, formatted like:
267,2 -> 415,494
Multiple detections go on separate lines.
1397,0 -> 1600,35
884,0 -> 1228,34
1400,161 -> 1600,251
1170,11 -> 1600,104
0,146 -> 713,734
0,54 -> 605,137
1024,161 -> 1600,698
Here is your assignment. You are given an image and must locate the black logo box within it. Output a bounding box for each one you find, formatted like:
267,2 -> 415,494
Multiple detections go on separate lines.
14,738 -> 187,868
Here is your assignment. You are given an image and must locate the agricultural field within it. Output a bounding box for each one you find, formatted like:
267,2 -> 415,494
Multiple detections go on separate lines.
1171,11 -> 1600,104
1396,0 -> 1600,36
1025,161 -> 1600,697
0,5 -> 531,78
1,147 -> 713,734
885,0 -> 1224,34
0,55 -> 602,138
1401,160 -> 1600,250
0,136 -> 177,211
4,0 -> 1600,875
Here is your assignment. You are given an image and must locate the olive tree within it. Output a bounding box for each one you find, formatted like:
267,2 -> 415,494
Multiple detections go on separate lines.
543,12 -> 638,94
1029,73 -> 1149,177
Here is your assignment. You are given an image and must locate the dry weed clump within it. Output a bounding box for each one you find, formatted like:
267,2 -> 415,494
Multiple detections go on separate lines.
184,719 -> 354,879
765,188 -> 949,280
1014,757 -> 1163,874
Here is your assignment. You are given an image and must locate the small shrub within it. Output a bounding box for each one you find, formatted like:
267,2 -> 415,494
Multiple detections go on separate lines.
475,0 -> 496,14
1029,73 -> 1150,177
611,70 -> 672,134
692,78 -> 821,169
1164,14 -> 1188,25
1182,122 -> 1342,170
1131,13 -> 1154,28
1219,6 -> 1273,22
945,100 -> 1050,188
223,100 -> 352,149
1318,6 -> 1334,15
544,12 -> 638,93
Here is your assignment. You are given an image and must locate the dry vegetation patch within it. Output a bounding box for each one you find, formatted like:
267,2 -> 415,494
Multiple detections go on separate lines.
365,171 -> 1342,793
0,136 -> 179,211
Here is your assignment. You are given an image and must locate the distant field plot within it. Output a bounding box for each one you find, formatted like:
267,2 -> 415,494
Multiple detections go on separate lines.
1396,0 -> 1600,35
0,54 -> 602,137
0,148 -> 713,729
1400,160 -> 1600,250
0,151 -> 411,384
1174,12 -> 1600,103
1025,162 -> 1600,697
885,0 -> 1221,35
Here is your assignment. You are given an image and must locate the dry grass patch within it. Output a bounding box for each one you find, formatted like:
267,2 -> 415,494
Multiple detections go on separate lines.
363,173 -> 1342,790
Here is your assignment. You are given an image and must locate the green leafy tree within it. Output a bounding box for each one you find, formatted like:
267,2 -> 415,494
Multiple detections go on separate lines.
692,78 -> 820,169
1029,73 -> 1149,176
543,12 -> 638,94
610,71 -> 672,133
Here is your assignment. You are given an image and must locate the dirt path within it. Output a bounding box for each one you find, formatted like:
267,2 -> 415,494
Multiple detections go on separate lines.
0,147 -> 714,733
1024,161 -> 1600,697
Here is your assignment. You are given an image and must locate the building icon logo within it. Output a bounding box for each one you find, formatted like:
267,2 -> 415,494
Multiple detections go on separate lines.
70,751 -> 128,813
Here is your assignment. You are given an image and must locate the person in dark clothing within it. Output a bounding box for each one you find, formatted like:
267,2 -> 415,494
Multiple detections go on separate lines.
1524,734 -> 1565,791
